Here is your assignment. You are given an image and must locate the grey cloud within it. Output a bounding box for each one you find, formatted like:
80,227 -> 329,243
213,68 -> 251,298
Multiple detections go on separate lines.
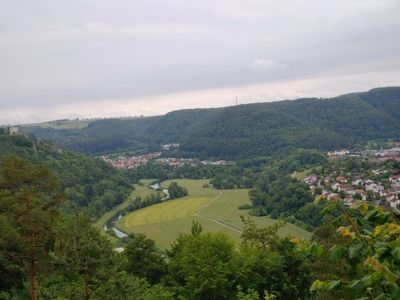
0,0 -> 400,122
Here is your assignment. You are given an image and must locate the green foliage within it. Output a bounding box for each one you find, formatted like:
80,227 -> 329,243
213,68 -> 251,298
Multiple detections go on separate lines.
295,203 -> 324,227
180,88 -> 400,159
238,203 -> 252,210
240,216 -> 286,249
22,87 -> 400,159
167,181 -> 188,199
236,286 -> 261,300
0,164 -> 173,299
310,200 -> 400,299
125,193 -> 163,213
245,150 -> 326,227
39,213 -> 118,299
128,161 -> 239,188
250,176 -> 313,218
190,221 -> 203,236
0,156 -> 63,298
22,109 -> 220,155
125,233 -> 166,283
166,223 -> 236,299
93,272 -> 174,300
236,218 -> 313,299
0,134 -> 133,219
0,215 -> 24,292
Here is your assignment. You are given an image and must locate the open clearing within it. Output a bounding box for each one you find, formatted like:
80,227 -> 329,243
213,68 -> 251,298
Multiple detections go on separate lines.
117,179 -> 311,249
292,165 -> 322,180
23,119 -> 91,130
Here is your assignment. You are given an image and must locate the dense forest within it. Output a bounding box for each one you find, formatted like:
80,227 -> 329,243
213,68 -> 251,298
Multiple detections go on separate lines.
21,87 -> 400,159
21,109 -> 222,156
0,130 -> 133,219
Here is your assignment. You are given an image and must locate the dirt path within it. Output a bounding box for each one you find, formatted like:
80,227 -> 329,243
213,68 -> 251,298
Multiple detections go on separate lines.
195,191 -> 242,234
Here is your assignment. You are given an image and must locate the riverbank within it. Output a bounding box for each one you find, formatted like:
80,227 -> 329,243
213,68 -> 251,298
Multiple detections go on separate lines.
93,179 -> 160,243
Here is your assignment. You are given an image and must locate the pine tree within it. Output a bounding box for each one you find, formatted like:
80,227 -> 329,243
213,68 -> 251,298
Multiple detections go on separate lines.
0,156 -> 63,299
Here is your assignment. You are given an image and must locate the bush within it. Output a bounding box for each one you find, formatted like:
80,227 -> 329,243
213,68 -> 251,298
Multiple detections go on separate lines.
168,182 -> 188,199
238,204 -> 251,210
249,206 -> 268,216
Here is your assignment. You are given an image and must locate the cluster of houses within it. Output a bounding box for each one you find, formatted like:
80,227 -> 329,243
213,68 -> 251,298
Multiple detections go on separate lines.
364,147 -> 400,162
161,143 -> 180,150
101,153 -> 228,169
327,149 -> 350,157
303,172 -> 400,209
99,152 -> 162,169
328,146 -> 400,162
154,157 -> 228,167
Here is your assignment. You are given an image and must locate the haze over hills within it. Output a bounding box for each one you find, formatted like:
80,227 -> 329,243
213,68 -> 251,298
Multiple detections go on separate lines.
20,87 -> 400,159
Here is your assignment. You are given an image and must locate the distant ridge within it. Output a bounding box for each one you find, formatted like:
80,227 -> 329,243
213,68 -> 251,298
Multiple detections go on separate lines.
21,87 -> 400,159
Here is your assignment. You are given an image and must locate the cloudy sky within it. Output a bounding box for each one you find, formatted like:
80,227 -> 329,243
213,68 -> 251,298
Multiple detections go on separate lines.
1,0 -> 400,124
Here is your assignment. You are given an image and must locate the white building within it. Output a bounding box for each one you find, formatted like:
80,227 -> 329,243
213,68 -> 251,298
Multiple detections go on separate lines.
8,126 -> 19,135
365,183 -> 384,193
328,149 -> 350,157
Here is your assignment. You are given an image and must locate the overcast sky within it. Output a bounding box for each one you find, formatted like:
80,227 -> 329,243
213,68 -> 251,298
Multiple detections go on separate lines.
1,0 -> 400,125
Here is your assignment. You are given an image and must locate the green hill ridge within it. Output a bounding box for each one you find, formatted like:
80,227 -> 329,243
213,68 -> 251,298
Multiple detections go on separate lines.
20,87 -> 400,158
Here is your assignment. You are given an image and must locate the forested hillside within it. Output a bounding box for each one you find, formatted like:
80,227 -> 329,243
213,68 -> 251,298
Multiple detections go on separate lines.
21,109 -> 222,155
21,87 -> 400,158
178,87 -> 400,158
0,130 -> 133,218
2,103 -> 400,299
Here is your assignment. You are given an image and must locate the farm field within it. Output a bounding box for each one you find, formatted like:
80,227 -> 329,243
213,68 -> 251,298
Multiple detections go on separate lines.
93,179 -> 159,230
117,179 -> 311,249
23,119 -> 91,129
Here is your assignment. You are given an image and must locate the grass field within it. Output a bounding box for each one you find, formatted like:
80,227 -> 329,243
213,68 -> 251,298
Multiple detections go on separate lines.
93,179 -> 158,230
292,165 -> 322,180
23,119 -> 91,129
117,179 -> 311,249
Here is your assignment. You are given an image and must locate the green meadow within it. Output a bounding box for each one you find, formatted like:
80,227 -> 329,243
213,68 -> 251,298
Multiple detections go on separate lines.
117,179 -> 311,249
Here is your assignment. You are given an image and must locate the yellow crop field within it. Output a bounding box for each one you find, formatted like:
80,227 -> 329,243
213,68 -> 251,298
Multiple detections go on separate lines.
116,179 -> 312,249
122,197 -> 211,227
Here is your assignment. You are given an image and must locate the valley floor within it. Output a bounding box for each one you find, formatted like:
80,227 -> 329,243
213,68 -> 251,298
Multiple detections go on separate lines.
116,179 -> 311,249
